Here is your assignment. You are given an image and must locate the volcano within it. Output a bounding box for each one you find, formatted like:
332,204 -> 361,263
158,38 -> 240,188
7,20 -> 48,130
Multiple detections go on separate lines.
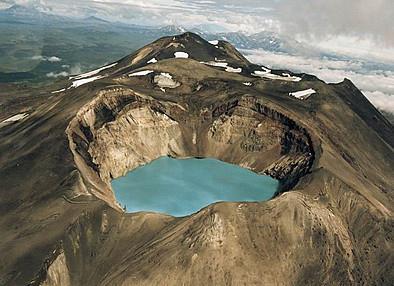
0,32 -> 393,286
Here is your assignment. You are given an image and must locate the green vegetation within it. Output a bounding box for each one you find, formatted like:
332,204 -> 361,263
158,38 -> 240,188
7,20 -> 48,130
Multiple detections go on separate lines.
0,21 -> 164,83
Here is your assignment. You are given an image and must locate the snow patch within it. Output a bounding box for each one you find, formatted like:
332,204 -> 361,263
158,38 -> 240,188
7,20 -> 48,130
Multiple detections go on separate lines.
209,40 -> 219,45
201,61 -> 228,68
51,88 -> 66,94
243,82 -> 252,86
252,67 -> 301,82
129,70 -> 154,77
201,61 -> 241,73
70,76 -> 104,88
56,63 -> 117,90
225,66 -> 242,73
289,88 -> 316,100
201,60 -> 242,73
252,71 -> 268,76
147,58 -> 158,64
70,63 -> 117,80
159,72 -> 172,79
1,113 -> 29,124
174,52 -> 189,58
154,72 -> 180,88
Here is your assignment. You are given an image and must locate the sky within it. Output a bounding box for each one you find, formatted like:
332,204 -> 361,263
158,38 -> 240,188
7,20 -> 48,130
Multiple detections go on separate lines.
1,0 -> 394,114
1,0 -> 392,43
2,0 -> 393,62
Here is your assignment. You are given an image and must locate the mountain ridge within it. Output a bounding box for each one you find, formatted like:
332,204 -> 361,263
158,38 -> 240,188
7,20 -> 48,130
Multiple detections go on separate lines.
0,32 -> 393,286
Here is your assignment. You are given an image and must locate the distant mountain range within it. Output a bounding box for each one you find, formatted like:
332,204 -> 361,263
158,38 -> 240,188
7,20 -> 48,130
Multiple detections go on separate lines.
0,4 -> 314,85
0,4 -> 70,25
0,4 -> 305,54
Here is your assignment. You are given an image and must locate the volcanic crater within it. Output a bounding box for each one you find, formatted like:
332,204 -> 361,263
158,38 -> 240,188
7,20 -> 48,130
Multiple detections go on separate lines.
0,32 -> 393,286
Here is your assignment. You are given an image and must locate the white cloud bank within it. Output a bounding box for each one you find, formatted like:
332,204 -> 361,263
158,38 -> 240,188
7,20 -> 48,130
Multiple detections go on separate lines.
32,55 -> 62,62
244,49 -> 394,114
3,0 -> 394,116
45,63 -> 87,78
2,0 -> 278,34
46,71 -> 69,78
276,0 -> 394,47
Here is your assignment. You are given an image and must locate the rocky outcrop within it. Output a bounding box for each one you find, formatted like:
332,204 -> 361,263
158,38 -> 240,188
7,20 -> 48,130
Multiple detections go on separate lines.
26,245 -> 70,286
40,252 -> 71,286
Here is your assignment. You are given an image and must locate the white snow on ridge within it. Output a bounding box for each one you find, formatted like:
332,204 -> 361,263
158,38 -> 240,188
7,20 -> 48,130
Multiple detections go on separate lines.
70,63 -> 117,80
70,76 -> 104,88
243,82 -> 252,86
252,66 -> 272,76
201,61 -> 228,68
225,66 -> 242,73
147,58 -> 158,64
174,52 -> 189,58
289,88 -> 316,100
51,88 -> 66,94
209,40 -> 219,45
282,73 -> 301,81
129,70 -> 154,77
159,72 -> 172,79
201,61 -> 242,73
252,67 -> 301,82
154,72 -> 180,89
1,113 -> 29,124
253,70 -> 269,76
53,73 -> 108,92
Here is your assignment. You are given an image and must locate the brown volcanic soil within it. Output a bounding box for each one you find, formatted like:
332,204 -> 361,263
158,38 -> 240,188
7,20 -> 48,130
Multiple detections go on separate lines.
0,33 -> 393,286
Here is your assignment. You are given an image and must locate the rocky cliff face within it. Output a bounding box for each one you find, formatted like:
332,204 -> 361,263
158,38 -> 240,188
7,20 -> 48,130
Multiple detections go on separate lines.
0,32 -> 393,286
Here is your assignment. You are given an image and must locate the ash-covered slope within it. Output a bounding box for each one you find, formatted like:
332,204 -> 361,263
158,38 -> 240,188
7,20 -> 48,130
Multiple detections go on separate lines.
0,32 -> 393,286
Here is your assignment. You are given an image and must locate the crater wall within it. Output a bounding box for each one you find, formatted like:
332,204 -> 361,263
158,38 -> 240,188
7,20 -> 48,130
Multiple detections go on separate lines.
66,87 -> 315,208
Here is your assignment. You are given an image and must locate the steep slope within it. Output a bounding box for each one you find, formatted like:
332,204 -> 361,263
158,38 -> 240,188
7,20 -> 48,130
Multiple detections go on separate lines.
0,32 -> 393,286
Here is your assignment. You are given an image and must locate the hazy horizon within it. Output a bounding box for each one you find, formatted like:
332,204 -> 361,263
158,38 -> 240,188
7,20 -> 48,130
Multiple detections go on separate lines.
1,0 -> 393,115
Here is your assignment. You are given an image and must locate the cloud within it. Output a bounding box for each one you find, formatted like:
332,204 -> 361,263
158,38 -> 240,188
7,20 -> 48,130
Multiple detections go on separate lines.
3,0 -> 277,33
308,36 -> 394,65
5,0 -> 392,51
4,0 -> 394,114
362,91 -> 394,113
47,56 -> 62,62
4,0 -> 393,47
243,49 -> 394,114
275,0 -> 394,47
32,55 -> 62,62
45,63 -> 85,78
46,71 -> 68,78
69,64 -> 82,75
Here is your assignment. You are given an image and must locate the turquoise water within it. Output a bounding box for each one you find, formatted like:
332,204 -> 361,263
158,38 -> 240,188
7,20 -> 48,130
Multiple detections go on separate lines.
111,157 -> 278,217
